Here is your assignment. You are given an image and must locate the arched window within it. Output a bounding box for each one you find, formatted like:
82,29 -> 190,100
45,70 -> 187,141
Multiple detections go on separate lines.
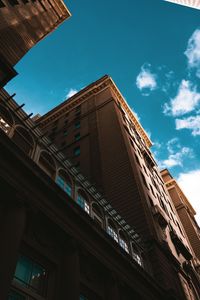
38,151 -> 56,178
119,230 -> 129,253
107,219 -> 118,243
0,105 -> 14,134
76,190 -> 90,214
56,169 -> 72,197
12,126 -> 34,155
131,243 -> 142,266
92,203 -> 104,228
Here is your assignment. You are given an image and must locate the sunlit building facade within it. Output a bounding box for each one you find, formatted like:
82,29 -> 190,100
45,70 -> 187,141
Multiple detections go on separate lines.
0,0 -> 71,87
38,75 -> 200,300
161,169 -> 200,263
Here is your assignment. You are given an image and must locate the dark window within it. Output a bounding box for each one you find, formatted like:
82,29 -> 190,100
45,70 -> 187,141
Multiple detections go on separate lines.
74,146 -> 80,156
75,132 -> 80,141
75,121 -> 80,129
75,105 -> 81,112
7,0 -> 18,5
135,154 -> 141,167
13,255 -> 47,296
64,119 -> 68,125
56,171 -> 72,197
21,0 -> 29,4
141,173 -> 149,189
63,130 -> 68,136
75,111 -> 81,118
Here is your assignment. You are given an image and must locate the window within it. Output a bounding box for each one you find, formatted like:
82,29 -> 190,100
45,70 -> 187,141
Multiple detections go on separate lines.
74,146 -> 80,156
7,0 -> 18,5
80,295 -> 88,300
77,192 -> 90,214
75,132 -> 80,141
56,170 -> 72,197
13,255 -> 47,296
119,234 -> 129,253
132,244 -> 142,266
107,221 -> 118,242
75,121 -> 80,129
141,173 -> 149,189
63,130 -> 68,136
92,203 -> 103,228
135,154 -> 141,167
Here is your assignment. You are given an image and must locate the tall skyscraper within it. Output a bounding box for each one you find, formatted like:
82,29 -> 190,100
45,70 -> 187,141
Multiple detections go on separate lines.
38,75 -> 200,300
0,0 -> 71,87
165,0 -> 200,10
161,169 -> 200,262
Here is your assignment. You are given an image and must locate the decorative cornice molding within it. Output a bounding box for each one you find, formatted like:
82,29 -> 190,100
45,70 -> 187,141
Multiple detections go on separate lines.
39,76 -> 152,148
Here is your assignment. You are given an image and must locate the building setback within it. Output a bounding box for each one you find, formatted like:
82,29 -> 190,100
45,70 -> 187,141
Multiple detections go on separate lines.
0,0 -> 71,87
38,75 -> 200,300
161,169 -> 200,262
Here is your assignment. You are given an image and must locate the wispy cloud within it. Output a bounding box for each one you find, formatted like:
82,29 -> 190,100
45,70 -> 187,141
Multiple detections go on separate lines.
65,88 -> 78,99
153,138 -> 194,169
136,64 -> 157,95
177,169 -> 200,225
163,80 -> 200,116
185,28 -> 200,77
176,115 -> 200,136
159,147 -> 193,168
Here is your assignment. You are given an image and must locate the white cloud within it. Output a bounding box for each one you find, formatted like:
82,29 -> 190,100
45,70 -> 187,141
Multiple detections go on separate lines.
177,170 -> 200,226
185,29 -> 200,77
159,147 -> 193,169
176,115 -> 200,136
156,138 -> 194,169
65,88 -> 78,99
163,80 -> 200,116
136,64 -> 157,94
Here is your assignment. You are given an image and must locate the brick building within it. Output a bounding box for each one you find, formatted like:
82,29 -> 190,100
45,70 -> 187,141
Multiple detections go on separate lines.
0,88 -> 178,300
37,75 -> 200,300
0,0 -> 71,87
161,169 -> 200,263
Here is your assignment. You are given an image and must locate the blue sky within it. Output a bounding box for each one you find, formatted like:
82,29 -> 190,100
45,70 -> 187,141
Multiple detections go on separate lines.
5,0 -> 200,223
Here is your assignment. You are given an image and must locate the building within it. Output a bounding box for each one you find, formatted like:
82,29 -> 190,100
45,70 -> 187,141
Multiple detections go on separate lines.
161,169 -> 200,263
0,0 -> 71,87
37,75 -> 200,299
0,88 -> 181,300
165,0 -> 200,10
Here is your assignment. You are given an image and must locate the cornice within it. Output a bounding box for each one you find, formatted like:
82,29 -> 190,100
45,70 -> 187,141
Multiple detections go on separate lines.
38,75 -> 152,148
165,178 -> 196,216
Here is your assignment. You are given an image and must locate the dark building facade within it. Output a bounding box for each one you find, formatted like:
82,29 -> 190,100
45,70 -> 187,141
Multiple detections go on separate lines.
161,169 -> 200,263
0,0 -> 71,87
38,75 -> 200,300
0,88 -> 178,300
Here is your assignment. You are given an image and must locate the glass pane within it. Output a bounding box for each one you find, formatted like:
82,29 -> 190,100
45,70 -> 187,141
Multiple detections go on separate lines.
56,176 -> 65,189
30,263 -> 46,295
8,290 -> 26,300
14,255 -> 32,286
64,183 -> 72,196
77,195 -> 84,209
